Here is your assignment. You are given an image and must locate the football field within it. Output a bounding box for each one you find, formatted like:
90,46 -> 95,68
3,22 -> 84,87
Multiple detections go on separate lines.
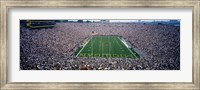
75,36 -> 139,58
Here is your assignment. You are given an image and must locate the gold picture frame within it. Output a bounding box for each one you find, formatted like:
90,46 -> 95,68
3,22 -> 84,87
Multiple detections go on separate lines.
0,0 -> 199,90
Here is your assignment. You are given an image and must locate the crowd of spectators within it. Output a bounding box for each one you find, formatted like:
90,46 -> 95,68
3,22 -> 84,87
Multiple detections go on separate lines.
20,22 -> 180,70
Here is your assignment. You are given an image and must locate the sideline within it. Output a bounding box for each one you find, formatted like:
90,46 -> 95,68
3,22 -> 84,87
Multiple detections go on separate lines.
75,37 -> 92,57
117,37 -> 137,58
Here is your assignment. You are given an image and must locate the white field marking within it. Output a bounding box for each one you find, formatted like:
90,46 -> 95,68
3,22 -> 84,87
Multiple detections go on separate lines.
75,37 -> 92,57
99,37 -> 102,55
127,46 -> 137,58
91,36 -> 93,56
117,37 -> 137,58
121,38 -> 130,48
109,36 -> 111,57
110,36 -> 112,57
107,36 -> 109,55
102,36 -> 103,57
113,37 -> 119,48
98,37 -> 100,55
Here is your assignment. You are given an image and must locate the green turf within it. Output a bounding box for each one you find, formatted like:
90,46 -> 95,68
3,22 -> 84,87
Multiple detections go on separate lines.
75,36 -> 139,58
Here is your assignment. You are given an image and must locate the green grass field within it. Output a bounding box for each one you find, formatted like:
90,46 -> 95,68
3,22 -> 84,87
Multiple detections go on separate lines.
75,36 -> 139,58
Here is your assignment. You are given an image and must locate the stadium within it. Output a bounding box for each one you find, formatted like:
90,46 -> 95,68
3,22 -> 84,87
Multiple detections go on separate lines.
20,20 -> 180,70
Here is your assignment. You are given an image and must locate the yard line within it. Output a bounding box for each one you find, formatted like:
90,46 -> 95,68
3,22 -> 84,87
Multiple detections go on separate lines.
108,36 -> 109,57
109,36 -> 111,57
101,36 -> 103,57
117,37 -> 137,58
92,36 -> 93,56
113,37 -> 120,51
75,37 -> 92,57
98,37 -> 100,55
100,36 -> 102,57
106,36 -> 110,54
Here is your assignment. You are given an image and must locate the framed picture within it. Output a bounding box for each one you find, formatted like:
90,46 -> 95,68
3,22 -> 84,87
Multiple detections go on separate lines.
1,0 -> 199,90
